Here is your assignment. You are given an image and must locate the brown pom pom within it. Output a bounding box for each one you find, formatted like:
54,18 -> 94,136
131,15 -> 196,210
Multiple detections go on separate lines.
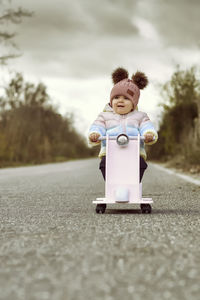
132,71 -> 148,89
112,67 -> 129,84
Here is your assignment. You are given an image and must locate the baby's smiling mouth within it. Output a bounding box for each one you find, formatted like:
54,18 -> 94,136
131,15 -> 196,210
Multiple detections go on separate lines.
117,104 -> 124,107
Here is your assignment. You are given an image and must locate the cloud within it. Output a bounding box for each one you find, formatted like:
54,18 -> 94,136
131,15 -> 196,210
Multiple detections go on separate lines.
14,0 -> 139,40
134,17 -> 161,43
11,0 -> 140,78
5,0 -> 200,79
137,0 -> 200,48
11,0 -> 200,81
2,0 -> 200,135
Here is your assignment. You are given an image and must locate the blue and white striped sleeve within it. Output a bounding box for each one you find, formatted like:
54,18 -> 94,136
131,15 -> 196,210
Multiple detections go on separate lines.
88,113 -> 106,146
139,113 -> 158,145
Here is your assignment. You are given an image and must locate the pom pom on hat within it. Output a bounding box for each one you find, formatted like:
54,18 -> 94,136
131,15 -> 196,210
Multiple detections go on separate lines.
112,67 -> 129,84
132,71 -> 148,89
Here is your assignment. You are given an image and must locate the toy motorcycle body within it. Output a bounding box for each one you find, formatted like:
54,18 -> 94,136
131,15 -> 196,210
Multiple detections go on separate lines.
93,134 -> 152,214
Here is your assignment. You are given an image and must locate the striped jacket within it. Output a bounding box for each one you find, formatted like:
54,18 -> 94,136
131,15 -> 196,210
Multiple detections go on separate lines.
88,104 -> 158,160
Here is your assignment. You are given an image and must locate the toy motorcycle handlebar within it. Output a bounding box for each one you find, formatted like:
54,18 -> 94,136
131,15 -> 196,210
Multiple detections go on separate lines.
97,134 -> 155,146
98,135 -> 145,141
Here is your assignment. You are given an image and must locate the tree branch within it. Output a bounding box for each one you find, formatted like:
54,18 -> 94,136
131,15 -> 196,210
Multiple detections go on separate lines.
0,54 -> 21,64
0,7 -> 33,24
0,31 -> 15,40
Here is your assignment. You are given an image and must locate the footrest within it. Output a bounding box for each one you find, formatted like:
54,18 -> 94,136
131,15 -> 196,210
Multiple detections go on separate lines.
141,198 -> 153,203
93,197 -> 153,204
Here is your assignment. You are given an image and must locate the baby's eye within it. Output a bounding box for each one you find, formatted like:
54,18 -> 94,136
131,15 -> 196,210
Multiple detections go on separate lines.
115,96 -> 119,99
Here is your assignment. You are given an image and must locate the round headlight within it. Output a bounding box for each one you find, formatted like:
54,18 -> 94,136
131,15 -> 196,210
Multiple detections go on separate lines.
116,134 -> 129,146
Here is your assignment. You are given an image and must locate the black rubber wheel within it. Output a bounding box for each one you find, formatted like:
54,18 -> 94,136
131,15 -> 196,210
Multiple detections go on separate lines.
140,204 -> 152,214
96,204 -> 106,214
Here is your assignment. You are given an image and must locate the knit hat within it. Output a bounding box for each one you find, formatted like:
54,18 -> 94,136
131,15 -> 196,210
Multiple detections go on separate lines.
110,67 -> 148,109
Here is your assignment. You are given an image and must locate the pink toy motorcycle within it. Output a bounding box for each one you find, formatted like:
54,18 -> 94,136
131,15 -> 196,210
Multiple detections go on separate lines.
93,134 -> 153,214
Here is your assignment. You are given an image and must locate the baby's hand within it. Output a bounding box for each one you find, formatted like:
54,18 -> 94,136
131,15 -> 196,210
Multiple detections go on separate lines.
144,133 -> 154,143
89,133 -> 100,143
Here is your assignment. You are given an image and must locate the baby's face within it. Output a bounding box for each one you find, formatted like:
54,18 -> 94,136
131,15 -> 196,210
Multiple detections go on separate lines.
112,95 -> 134,115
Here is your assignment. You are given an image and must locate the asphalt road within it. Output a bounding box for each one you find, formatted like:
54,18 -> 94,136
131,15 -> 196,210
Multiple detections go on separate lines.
0,158 -> 200,300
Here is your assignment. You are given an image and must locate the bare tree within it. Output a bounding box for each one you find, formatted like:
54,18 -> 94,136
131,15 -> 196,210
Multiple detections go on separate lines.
0,0 -> 33,64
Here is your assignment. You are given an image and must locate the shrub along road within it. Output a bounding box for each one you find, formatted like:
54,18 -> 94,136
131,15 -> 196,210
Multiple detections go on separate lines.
0,158 -> 200,300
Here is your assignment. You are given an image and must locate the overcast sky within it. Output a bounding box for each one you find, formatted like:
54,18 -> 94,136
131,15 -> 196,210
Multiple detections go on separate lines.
1,0 -> 200,135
